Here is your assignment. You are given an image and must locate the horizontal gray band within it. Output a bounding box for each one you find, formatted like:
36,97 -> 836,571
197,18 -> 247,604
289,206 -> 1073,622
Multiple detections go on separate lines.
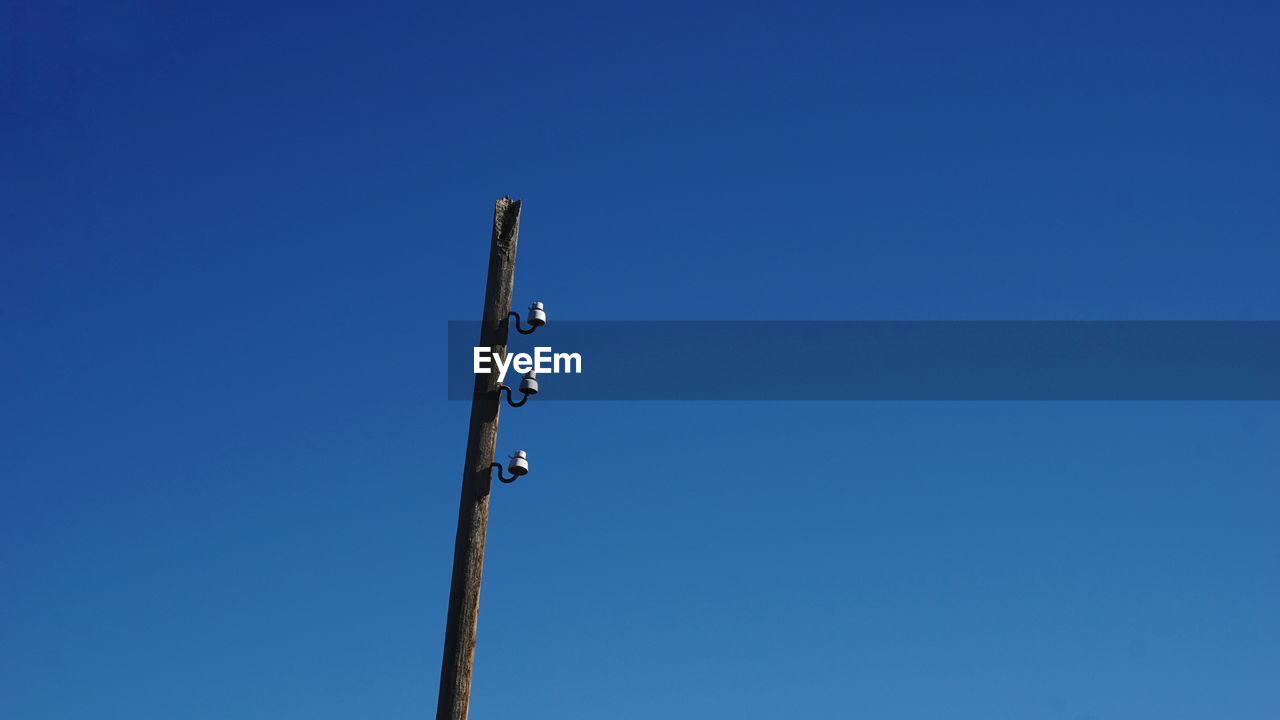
448,321 -> 1280,400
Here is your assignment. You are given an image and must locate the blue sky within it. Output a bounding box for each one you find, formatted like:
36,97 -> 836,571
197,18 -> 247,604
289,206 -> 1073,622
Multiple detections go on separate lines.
3,2 -> 1279,718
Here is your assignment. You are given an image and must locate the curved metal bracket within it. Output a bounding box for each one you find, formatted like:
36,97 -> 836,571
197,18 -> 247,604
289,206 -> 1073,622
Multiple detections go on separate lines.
508,311 -> 539,335
498,385 -> 530,408
490,462 -> 519,484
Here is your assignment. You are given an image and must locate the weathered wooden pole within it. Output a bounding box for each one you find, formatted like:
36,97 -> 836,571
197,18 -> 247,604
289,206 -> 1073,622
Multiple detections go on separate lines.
436,197 -> 521,720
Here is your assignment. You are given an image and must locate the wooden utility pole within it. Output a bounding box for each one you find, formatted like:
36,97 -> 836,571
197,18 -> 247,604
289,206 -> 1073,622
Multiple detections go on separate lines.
436,197 -> 521,720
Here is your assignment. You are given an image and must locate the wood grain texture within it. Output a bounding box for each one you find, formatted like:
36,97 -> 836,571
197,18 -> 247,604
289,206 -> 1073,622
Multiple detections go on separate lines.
436,197 -> 521,720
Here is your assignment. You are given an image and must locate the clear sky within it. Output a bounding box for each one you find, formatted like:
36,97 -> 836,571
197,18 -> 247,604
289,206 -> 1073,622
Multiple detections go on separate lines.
3,2 -> 1279,719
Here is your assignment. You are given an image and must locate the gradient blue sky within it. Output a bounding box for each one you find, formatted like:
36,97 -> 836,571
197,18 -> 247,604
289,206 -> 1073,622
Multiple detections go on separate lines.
3,2 -> 1279,719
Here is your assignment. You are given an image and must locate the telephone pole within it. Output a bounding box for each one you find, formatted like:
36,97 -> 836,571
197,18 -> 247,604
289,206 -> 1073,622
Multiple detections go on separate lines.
436,197 -> 522,720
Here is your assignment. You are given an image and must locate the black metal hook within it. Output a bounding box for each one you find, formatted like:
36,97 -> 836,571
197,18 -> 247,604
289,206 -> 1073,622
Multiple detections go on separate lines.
508,311 -> 539,335
497,384 -> 530,407
490,462 -> 519,484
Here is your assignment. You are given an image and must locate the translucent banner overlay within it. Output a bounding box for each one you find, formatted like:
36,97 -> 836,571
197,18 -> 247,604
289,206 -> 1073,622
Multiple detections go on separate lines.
448,321 -> 1280,400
